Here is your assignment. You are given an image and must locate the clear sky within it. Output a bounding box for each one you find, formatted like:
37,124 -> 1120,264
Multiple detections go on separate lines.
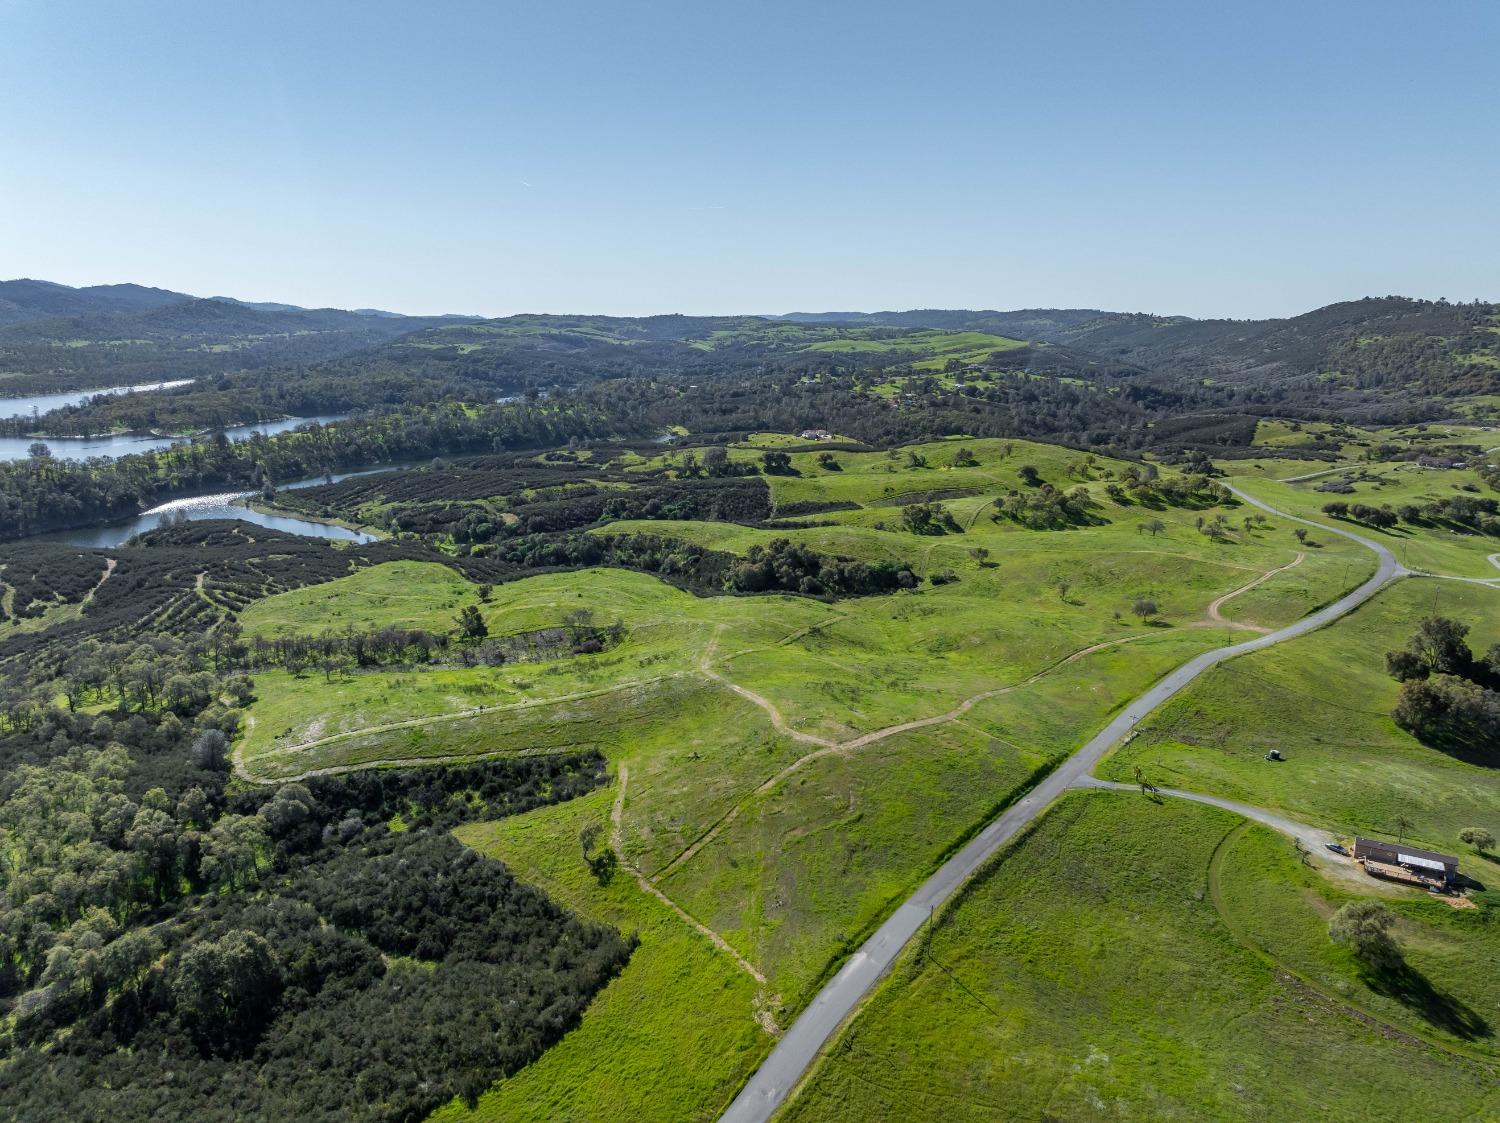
2,0 -> 1496,319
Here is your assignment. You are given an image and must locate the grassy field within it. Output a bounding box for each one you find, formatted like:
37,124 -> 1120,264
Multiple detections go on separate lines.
781,792 -> 1500,1122
1101,577 -> 1500,863
803,329 -> 1027,370
243,438 -> 1376,773
237,568 -> 832,777
239,559 -> 475,638
1216,820 -> 1500,1059
1249,418 -> 1500,464
432,789 -> 766,1123
225,433 -> 1440,1119
659,628 -> 1226,1004
1229,445 -> 1500,578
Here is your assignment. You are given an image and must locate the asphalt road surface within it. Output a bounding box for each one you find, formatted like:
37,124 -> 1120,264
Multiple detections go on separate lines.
719,484 -> 1404,1122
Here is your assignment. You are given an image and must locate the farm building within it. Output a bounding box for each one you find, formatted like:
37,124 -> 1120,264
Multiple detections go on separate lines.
1353,838 -> 1458,889
799,428 -> 834,441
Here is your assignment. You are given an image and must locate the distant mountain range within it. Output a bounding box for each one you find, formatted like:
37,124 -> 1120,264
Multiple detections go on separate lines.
3,279 -> 1495,403
0,278 -> 468,330
0,279 -> 476,393
777,297 -> 1499,397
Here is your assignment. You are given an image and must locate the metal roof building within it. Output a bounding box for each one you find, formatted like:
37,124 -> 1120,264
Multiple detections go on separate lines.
1353,837 -> 1458,888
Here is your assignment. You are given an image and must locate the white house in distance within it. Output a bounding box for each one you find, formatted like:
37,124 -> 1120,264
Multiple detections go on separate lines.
799,428 -> 833,441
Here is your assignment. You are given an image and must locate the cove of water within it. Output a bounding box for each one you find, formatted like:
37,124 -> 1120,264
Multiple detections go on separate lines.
0,413 -> 350,463
0,378 -> 196,420
31,468 -> 395,548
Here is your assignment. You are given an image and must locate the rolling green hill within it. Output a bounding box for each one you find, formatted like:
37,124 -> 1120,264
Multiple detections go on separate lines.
784,297 -> 1500,400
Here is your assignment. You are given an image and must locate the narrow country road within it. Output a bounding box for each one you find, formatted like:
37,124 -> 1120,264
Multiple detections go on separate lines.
1068,776 -> 1339,859
719,484 -> 1406,1122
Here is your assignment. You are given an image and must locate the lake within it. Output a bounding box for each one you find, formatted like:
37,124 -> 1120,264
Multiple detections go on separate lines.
0,413 -> 350,463
32,468 -> 395,548
0,378 -> 196,420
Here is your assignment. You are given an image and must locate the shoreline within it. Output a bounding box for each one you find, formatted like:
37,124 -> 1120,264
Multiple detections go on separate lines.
1,412 -> 339,443
240,496 -> 388,540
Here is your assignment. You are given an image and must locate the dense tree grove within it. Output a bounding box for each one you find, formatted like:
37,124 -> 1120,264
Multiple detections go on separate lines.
728,537 -> 918,596
0,618 -> 626,1121
242,617 -> 626,675
1324,494 -> 1500,535
0,826 -> 630,1123
1386,616 -> 1500,762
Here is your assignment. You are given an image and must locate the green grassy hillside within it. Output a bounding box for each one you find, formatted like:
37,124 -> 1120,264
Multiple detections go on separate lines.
1101,577 -> 1500,861
782,792 -> 1500,1122
222,433 -> 1428,1120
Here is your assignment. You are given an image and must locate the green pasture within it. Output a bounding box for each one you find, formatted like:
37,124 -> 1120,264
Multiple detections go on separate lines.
802,329 -> 1026,372
1229,462 -> 1500,577
661,628 -> 1225,1005
782,792 -> 1500,1122
1102,577 -> 1500,861
1217,821 -> 1500,1059
239,560 -> 474,638
432,790 -> 765,1123
223,432 -> 1451,1120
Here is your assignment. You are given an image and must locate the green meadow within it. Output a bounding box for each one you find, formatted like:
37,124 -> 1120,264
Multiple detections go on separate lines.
803,329 -> 1027,370
430,789 -> 766,1123
226,434 -> 1423,1118
782,792 -> 1500,1122
240,559 -> 475,638
1230,457 -> 1500,578
1102,576 -> 1500,863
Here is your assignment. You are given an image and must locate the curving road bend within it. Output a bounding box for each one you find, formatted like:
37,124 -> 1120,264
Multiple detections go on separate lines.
719,483 -> 1405,1122
1068,776 -> 1339,855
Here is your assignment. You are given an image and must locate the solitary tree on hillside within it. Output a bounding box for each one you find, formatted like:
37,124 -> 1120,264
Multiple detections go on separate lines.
1328,901 -> 1402,970
580,824 -> 602,862
1294,527 -> 1308,544
761,450 -> 793,475
1409,616 -> 1472,676
456,604 -> 488,643
1459,827 -> 1496,854
1132,598 -> 1158,622
578,823 -> 616,884
1394,814 -> 1415,844
1141,518 -> 1166,537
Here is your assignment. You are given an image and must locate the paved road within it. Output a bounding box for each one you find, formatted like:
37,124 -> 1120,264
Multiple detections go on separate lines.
719,484 -> 1405,1122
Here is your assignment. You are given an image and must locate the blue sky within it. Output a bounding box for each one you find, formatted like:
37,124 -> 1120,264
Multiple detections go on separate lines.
2,0 -> 1496,318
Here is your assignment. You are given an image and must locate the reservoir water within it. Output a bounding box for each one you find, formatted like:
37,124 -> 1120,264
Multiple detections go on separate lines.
0,378 -> 195,420
0,413 -> 350,463
32,468 -> 394,548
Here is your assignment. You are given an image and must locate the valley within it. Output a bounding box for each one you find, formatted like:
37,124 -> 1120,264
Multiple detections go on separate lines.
1,289 -> 1497,1123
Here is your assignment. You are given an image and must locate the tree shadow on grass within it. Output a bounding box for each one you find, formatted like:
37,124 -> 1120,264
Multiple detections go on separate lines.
1361,960 -> 1493,1041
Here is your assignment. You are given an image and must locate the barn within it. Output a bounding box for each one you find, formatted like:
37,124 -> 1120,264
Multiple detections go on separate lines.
1353,837 -> 1458,889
